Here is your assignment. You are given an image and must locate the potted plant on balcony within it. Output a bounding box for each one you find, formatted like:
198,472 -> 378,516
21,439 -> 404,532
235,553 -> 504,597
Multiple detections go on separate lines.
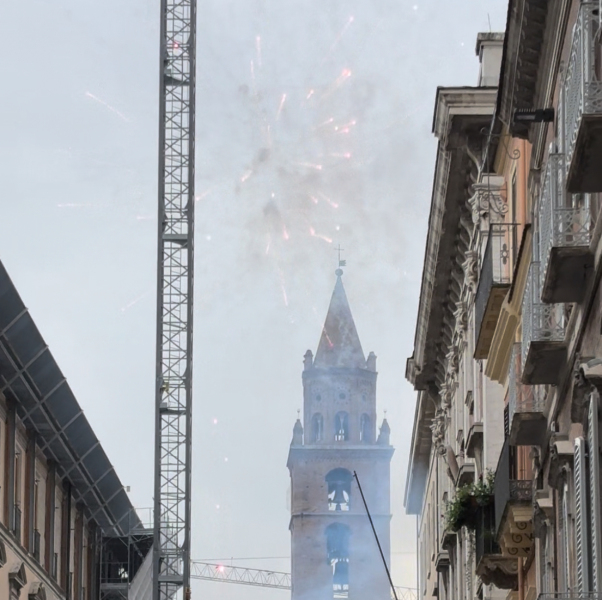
444,471 -> 494,532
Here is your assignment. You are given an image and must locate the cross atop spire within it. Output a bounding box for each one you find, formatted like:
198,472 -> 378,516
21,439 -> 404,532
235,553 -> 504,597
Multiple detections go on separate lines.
314,271 -> 365,369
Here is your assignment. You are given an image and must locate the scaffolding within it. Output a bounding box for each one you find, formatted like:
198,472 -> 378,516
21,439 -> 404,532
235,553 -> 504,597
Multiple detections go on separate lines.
100,509 -> 154,600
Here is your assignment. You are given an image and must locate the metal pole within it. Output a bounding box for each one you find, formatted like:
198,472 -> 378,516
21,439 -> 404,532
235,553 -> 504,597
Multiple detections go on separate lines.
353,471 -> 399,600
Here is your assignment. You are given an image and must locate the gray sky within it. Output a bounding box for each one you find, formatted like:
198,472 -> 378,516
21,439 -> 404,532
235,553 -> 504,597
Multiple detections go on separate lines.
0,0 -> 508,597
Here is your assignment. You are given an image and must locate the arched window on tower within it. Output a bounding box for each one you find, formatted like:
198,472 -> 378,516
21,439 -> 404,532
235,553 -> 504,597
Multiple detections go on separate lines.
325,523 -> 350,594
326,468 -> 352,511
334,412 -> 349,441
359,414 -> 371,443
311,414 -> 324,442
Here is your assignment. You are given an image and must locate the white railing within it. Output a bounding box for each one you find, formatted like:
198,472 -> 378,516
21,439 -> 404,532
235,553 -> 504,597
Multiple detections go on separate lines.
539,153 -> 592,289
521,263 -> 566,370
563,2 -> 602,173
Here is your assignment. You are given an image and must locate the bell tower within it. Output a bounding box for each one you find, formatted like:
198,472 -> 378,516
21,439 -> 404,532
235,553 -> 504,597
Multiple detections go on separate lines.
287,269 -> 394,600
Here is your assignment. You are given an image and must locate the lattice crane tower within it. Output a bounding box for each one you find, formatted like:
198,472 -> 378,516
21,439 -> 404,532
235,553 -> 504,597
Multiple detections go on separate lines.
152,0 -> 197,598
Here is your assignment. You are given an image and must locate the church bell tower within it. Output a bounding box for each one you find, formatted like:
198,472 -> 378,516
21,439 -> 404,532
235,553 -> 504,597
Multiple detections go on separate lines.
287,269 -> 394,600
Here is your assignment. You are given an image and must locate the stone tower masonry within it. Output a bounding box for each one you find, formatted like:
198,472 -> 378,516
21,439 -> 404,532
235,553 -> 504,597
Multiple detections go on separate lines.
287,270 -> 394,600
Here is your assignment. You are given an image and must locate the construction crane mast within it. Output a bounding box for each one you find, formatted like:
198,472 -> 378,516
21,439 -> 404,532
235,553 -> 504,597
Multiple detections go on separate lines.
152,0 -> 197,598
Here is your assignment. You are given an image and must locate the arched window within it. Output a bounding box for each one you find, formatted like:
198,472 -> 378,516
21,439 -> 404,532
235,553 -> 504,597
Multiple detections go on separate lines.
325,523 -> 350,593
311,414 -> 324,442
359,414 -> 371,443
334,412 -> 349,441
326,468 -> 352,511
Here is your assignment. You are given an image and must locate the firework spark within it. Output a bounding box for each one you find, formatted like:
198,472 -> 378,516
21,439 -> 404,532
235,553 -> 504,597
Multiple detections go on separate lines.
296,162 -> 323,171
240,169 -> 253,183
195,188 -> 214,202
318,193 -> 339,209
57,203 -> 104,208
85,91 -> 129,122
120,289 -> 152,313
309,227 -> 333,244
315,117 -> 335,130
276,93 -> 287,120
255,35 -> 262,67
306,89 -> 315,101
321,15 -> 355,64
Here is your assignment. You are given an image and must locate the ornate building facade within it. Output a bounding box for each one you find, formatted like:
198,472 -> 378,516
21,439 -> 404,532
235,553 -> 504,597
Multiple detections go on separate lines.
407,3 -> 602,600
288,271 -> 394,600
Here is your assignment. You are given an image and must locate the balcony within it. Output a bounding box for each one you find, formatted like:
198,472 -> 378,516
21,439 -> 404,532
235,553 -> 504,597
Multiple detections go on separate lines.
539,153 -> 592,303
474,504 -> 518,589
563,2 -> 602,193
494,440 -> 534,558
508,343 -> 547,446
521,262 -> 567,384
474,224 -> 517,359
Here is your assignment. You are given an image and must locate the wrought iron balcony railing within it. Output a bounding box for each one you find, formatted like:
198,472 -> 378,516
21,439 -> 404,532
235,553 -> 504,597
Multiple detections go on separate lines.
521,262 -> 567,384
474,502 -> 518,589
474,223 -> 518,359
563,2 -> 602,192
475,504 -> 499,567
508,343 -> 547,446
539,152 -> 592,302
494,439 -> 533,537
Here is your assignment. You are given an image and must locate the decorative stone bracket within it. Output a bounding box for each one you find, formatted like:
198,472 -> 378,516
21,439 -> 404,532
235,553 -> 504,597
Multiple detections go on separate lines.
468,175 -> 507,225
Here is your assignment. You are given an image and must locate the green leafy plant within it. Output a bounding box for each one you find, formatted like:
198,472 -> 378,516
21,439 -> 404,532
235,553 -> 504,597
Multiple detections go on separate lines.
444,470 -> 494,532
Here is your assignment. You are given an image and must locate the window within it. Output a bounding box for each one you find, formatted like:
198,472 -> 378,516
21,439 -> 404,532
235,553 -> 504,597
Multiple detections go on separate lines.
311,414 -> 324,443
334,412 -> 349,441
359,414 -> 371,443
326,468 -> 352,511
325,523 -> 350,594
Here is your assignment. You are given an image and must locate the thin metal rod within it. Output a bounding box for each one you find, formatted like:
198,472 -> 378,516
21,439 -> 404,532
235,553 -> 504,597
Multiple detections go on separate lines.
353,471 -> 399,600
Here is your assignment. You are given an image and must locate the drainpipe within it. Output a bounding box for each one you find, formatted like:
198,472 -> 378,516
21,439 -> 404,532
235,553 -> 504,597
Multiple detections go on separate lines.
518,557 -> 524,600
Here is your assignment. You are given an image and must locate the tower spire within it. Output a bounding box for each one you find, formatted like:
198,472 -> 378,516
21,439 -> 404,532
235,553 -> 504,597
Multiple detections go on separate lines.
314,271 -> 365,369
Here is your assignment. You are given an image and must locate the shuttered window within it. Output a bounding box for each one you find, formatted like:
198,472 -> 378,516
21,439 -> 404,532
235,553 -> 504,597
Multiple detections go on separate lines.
559,482 -> 571,592
589,394 -> 602,591
574,437 -> 590,592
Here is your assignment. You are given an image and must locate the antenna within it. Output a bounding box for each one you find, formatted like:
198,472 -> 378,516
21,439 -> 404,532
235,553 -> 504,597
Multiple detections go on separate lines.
335,244 -> 346,268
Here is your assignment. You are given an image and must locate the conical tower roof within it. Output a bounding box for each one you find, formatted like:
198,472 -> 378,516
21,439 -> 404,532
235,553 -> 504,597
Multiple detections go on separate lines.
314,271 -> 365,369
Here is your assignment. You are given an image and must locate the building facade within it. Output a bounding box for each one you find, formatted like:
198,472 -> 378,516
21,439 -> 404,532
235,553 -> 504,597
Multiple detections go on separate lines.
288,270 -> 394,600
407,3 -> 602,600
0,260 -> 151,600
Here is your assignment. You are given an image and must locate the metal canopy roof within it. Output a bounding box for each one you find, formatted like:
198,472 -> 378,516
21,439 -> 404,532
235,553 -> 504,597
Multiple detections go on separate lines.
0,259 -> 141,537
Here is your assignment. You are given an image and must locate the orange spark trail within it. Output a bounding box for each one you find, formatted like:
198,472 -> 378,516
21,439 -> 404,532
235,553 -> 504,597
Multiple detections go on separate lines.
319,193 -> 339,209
85,92 -> 129,122
309,227 -> 333,244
